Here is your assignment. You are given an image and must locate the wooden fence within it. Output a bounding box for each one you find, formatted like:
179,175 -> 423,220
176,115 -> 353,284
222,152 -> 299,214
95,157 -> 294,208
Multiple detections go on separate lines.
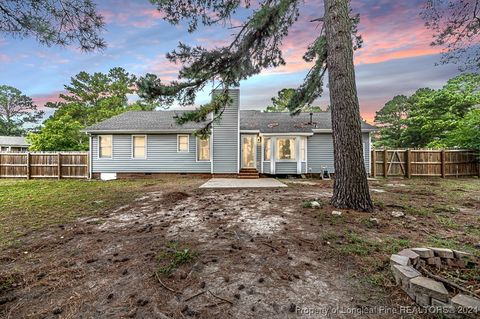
371,149 -> 479,178
0,152 -> 89,179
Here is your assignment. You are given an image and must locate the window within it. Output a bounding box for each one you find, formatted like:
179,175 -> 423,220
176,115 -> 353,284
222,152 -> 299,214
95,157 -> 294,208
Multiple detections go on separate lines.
132,135 -> 146,159
197,137 -> 210,161
301,137 -> 306,161
177,134 -> 189,152
276,138 -> 295,160
264,137 -> 271,161
98,135 -> 112,158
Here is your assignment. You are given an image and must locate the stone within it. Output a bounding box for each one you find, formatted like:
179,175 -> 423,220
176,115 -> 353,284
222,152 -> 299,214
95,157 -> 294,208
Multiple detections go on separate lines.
411,248 -> 434,258
369,218 -> 380,226
391,211 -> 405,218
331,211 -> 342,216
415,293 -> 431,307
390,254 -> 411,266
453,250 -> 477,264
431,298 -> 454,314
410,276 -> 449,302
310,201 -> 321,209
371,188 -> 386,193
451,294 -> 480,318
427,257 -> 442,268
397,249 -> 420,265
430,247 -> 454,259
391,265 -> 421,291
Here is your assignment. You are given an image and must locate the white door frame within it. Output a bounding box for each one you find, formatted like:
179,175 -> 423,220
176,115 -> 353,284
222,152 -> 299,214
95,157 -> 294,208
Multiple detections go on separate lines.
241,135 -> 257,168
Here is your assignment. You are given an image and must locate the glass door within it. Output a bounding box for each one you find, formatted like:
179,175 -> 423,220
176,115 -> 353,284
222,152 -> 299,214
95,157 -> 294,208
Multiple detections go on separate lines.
241,135 -> 256,168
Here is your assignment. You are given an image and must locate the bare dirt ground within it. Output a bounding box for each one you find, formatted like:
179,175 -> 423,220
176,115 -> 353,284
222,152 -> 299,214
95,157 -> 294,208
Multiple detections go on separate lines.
0,177 -> 478,318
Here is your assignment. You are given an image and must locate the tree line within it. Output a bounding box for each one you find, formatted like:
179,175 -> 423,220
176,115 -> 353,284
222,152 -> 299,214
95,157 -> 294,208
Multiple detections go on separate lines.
0,67 -> 157,151
374,73 -> 480,150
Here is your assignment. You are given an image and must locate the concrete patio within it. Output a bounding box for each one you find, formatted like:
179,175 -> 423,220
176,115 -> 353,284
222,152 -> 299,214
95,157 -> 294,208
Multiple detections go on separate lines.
199,178 -> 287,188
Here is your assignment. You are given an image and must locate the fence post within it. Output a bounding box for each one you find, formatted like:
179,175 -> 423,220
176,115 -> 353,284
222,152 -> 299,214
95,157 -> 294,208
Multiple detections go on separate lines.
371,150 -> 376,178
26,152 -> 30,180
441,150 -> 446,178
406,149 -> 411,178
57,153 -> 61,180
383,149 -> 388,178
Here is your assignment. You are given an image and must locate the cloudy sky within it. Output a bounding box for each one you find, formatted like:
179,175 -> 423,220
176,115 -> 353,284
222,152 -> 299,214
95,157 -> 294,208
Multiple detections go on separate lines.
0,0 -> 460,122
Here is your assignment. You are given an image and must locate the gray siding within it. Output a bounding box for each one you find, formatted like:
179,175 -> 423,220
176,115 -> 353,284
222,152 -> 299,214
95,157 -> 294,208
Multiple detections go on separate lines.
212,89 -> 239,173
275,162 -> 297,174
91,134 -> 211,173
307,133 -> 370,174
256,141 -> 261,171
263,161 -> 270,174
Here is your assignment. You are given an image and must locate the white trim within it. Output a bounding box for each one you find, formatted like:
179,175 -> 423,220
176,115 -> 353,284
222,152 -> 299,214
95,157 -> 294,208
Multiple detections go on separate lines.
368,133 -> 372,175
271,137 -> 276,174
131,135 -> 147,159
240,130 -> 260,133
88,135 -> 92,179
176,134 -> 190,153
211,128 -> 214,173
97,135 -> 113,159
237,105 -> 240,174
260,136 -> 264,173
196,136 -> 211,162
83,129 -> 197,134
260,132 -> 313,136
241,134 -> 257,169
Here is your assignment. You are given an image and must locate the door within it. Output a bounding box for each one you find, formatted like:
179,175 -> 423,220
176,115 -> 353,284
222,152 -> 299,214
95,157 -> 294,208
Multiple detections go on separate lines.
241,135 -> 256,168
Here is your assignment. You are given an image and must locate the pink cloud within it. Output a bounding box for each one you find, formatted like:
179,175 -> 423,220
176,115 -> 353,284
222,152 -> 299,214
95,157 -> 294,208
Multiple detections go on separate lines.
0,54 -> 10,62
32,92 -> 65,109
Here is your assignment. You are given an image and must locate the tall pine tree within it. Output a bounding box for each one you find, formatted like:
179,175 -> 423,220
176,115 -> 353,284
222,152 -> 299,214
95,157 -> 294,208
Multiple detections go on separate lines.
138,0 -> 372,210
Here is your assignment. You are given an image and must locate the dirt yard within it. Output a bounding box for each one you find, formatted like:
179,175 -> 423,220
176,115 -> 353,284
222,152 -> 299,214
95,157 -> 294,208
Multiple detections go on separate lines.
0,177 -> 478,318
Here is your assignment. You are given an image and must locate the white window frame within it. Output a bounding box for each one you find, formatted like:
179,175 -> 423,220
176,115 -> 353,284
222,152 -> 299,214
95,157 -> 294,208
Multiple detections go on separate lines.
276,137 -> 297,162
177,134 -> 190,153
98,135 -> 113,159
196,137 -> 211,162
131,135 -> 147,159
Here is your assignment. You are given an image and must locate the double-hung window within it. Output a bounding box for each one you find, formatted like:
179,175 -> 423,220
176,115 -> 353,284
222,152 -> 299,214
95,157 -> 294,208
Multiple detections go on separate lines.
300,137 -> 306,161
98,135 -> 112,158
132,135 -> 146,159
177,134 -> 189,152
264,137 -> 271,161
276,138 -> 296,160
197,137 -> 210,161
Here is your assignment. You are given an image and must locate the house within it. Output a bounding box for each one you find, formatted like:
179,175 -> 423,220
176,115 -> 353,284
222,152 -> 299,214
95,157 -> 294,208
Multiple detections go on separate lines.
0,136 -> 30,152
83,89 -> 376,179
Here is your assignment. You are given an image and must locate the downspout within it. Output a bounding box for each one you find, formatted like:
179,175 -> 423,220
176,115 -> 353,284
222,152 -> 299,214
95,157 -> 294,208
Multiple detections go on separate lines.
88,134 -> 92,179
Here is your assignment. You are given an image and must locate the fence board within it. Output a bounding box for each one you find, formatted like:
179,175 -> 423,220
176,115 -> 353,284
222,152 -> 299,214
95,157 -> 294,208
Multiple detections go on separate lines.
0,152 -> 88,179
371,149 -> 479,178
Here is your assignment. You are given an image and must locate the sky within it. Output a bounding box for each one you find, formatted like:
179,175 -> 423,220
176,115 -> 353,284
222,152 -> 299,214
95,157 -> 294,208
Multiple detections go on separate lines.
0,0 -> 461,123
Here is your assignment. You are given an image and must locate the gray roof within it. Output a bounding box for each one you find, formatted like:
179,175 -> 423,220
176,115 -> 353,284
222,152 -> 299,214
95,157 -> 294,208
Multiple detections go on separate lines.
240,111 -> 376,133
83,110 -> 377,133
83,111 -> 209,133
0,136 -> 30,146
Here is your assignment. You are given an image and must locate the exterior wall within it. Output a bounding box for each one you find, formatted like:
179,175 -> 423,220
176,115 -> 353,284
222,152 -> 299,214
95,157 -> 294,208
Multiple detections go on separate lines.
212,89 -> 239,174
307,132 -> 371,174
275,162 -> 297,174
91,134 -> 211,173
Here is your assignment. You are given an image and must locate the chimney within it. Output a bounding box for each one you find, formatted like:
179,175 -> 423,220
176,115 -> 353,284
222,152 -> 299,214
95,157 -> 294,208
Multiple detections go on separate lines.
309,112 -> 313,125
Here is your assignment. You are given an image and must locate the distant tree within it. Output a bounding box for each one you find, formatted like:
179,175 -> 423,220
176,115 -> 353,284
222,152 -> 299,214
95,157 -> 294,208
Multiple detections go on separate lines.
374,74 -> 480,148
139,0 -> 373,211
430,108 -> 480,149
374,95 -> 411,148
422,0 -> 480,70
28,67 -> 156,151
402,74 -> 480,148
0,0 -> 105,51
0,85 -> 44,136
265,88 -> 326,112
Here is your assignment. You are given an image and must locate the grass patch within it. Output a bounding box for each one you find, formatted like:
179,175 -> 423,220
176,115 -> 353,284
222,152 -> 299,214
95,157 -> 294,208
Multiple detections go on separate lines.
155,242 -> 195,275
0,179 -> 154,248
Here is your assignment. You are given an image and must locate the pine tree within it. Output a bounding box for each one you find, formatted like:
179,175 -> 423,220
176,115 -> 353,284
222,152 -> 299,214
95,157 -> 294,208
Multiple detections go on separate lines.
138,0 -> 373,211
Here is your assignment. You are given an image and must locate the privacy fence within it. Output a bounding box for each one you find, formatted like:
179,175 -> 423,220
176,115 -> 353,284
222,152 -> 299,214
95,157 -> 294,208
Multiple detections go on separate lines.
0,152 -> 89,179
371,149 -> 479,178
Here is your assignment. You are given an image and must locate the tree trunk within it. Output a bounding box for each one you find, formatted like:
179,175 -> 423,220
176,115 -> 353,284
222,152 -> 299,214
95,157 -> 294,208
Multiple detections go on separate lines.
324,0 -> 373,212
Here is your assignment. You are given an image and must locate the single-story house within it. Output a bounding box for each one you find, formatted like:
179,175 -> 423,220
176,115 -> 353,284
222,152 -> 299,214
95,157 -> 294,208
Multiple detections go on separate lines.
83,89 -> 376,179
0,136 -> 30,152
